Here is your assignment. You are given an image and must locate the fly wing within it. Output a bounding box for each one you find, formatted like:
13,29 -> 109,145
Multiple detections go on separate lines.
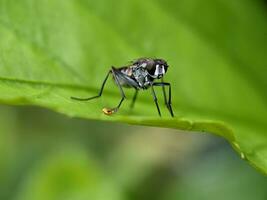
112,68 -> 139,88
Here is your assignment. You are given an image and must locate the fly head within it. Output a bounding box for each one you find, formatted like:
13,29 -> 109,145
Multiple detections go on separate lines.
148,58 -> 168,79
134,58 -> 169,79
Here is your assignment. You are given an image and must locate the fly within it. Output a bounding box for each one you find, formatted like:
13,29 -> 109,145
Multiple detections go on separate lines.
71,58 -> 174,117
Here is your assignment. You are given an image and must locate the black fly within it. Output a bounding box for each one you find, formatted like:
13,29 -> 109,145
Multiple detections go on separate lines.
71,58 -> 174,117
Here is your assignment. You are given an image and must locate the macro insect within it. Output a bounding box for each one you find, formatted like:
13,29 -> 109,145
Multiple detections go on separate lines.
71,58 -> 174,117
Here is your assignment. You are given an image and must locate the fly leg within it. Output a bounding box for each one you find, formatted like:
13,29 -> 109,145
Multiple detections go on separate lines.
102,67 -> 126,115
150,83 -> 161,117
130,89 -> 138,109
71,70 -> 111,101
161,78 -> 167,104
153,82 -> 174,117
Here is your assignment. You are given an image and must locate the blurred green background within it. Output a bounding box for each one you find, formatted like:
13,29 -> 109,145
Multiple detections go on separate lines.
1,0 -> 267,199
1,105 -> 267,200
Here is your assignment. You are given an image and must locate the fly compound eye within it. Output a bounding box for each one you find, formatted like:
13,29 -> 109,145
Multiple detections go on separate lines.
164,64 -> 168,73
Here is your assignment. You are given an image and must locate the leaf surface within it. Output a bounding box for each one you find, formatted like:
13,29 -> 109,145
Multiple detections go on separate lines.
0,0 -> 267,174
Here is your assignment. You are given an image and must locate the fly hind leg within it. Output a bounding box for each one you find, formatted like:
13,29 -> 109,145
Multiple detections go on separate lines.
102,67 -> 126,115
71,70 -> 111,101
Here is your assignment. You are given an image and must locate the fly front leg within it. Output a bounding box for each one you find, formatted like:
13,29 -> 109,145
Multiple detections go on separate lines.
150,83 -> 161,117
161,78 -> 168,105
153,82 -> 174,117
130,89 -> 139,109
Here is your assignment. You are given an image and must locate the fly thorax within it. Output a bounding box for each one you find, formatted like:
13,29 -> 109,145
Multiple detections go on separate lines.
133,67 -> 149,87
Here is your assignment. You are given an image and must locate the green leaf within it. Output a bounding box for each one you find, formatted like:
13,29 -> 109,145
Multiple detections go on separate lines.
14,148 -> 123,200
0,0 -> 267,174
